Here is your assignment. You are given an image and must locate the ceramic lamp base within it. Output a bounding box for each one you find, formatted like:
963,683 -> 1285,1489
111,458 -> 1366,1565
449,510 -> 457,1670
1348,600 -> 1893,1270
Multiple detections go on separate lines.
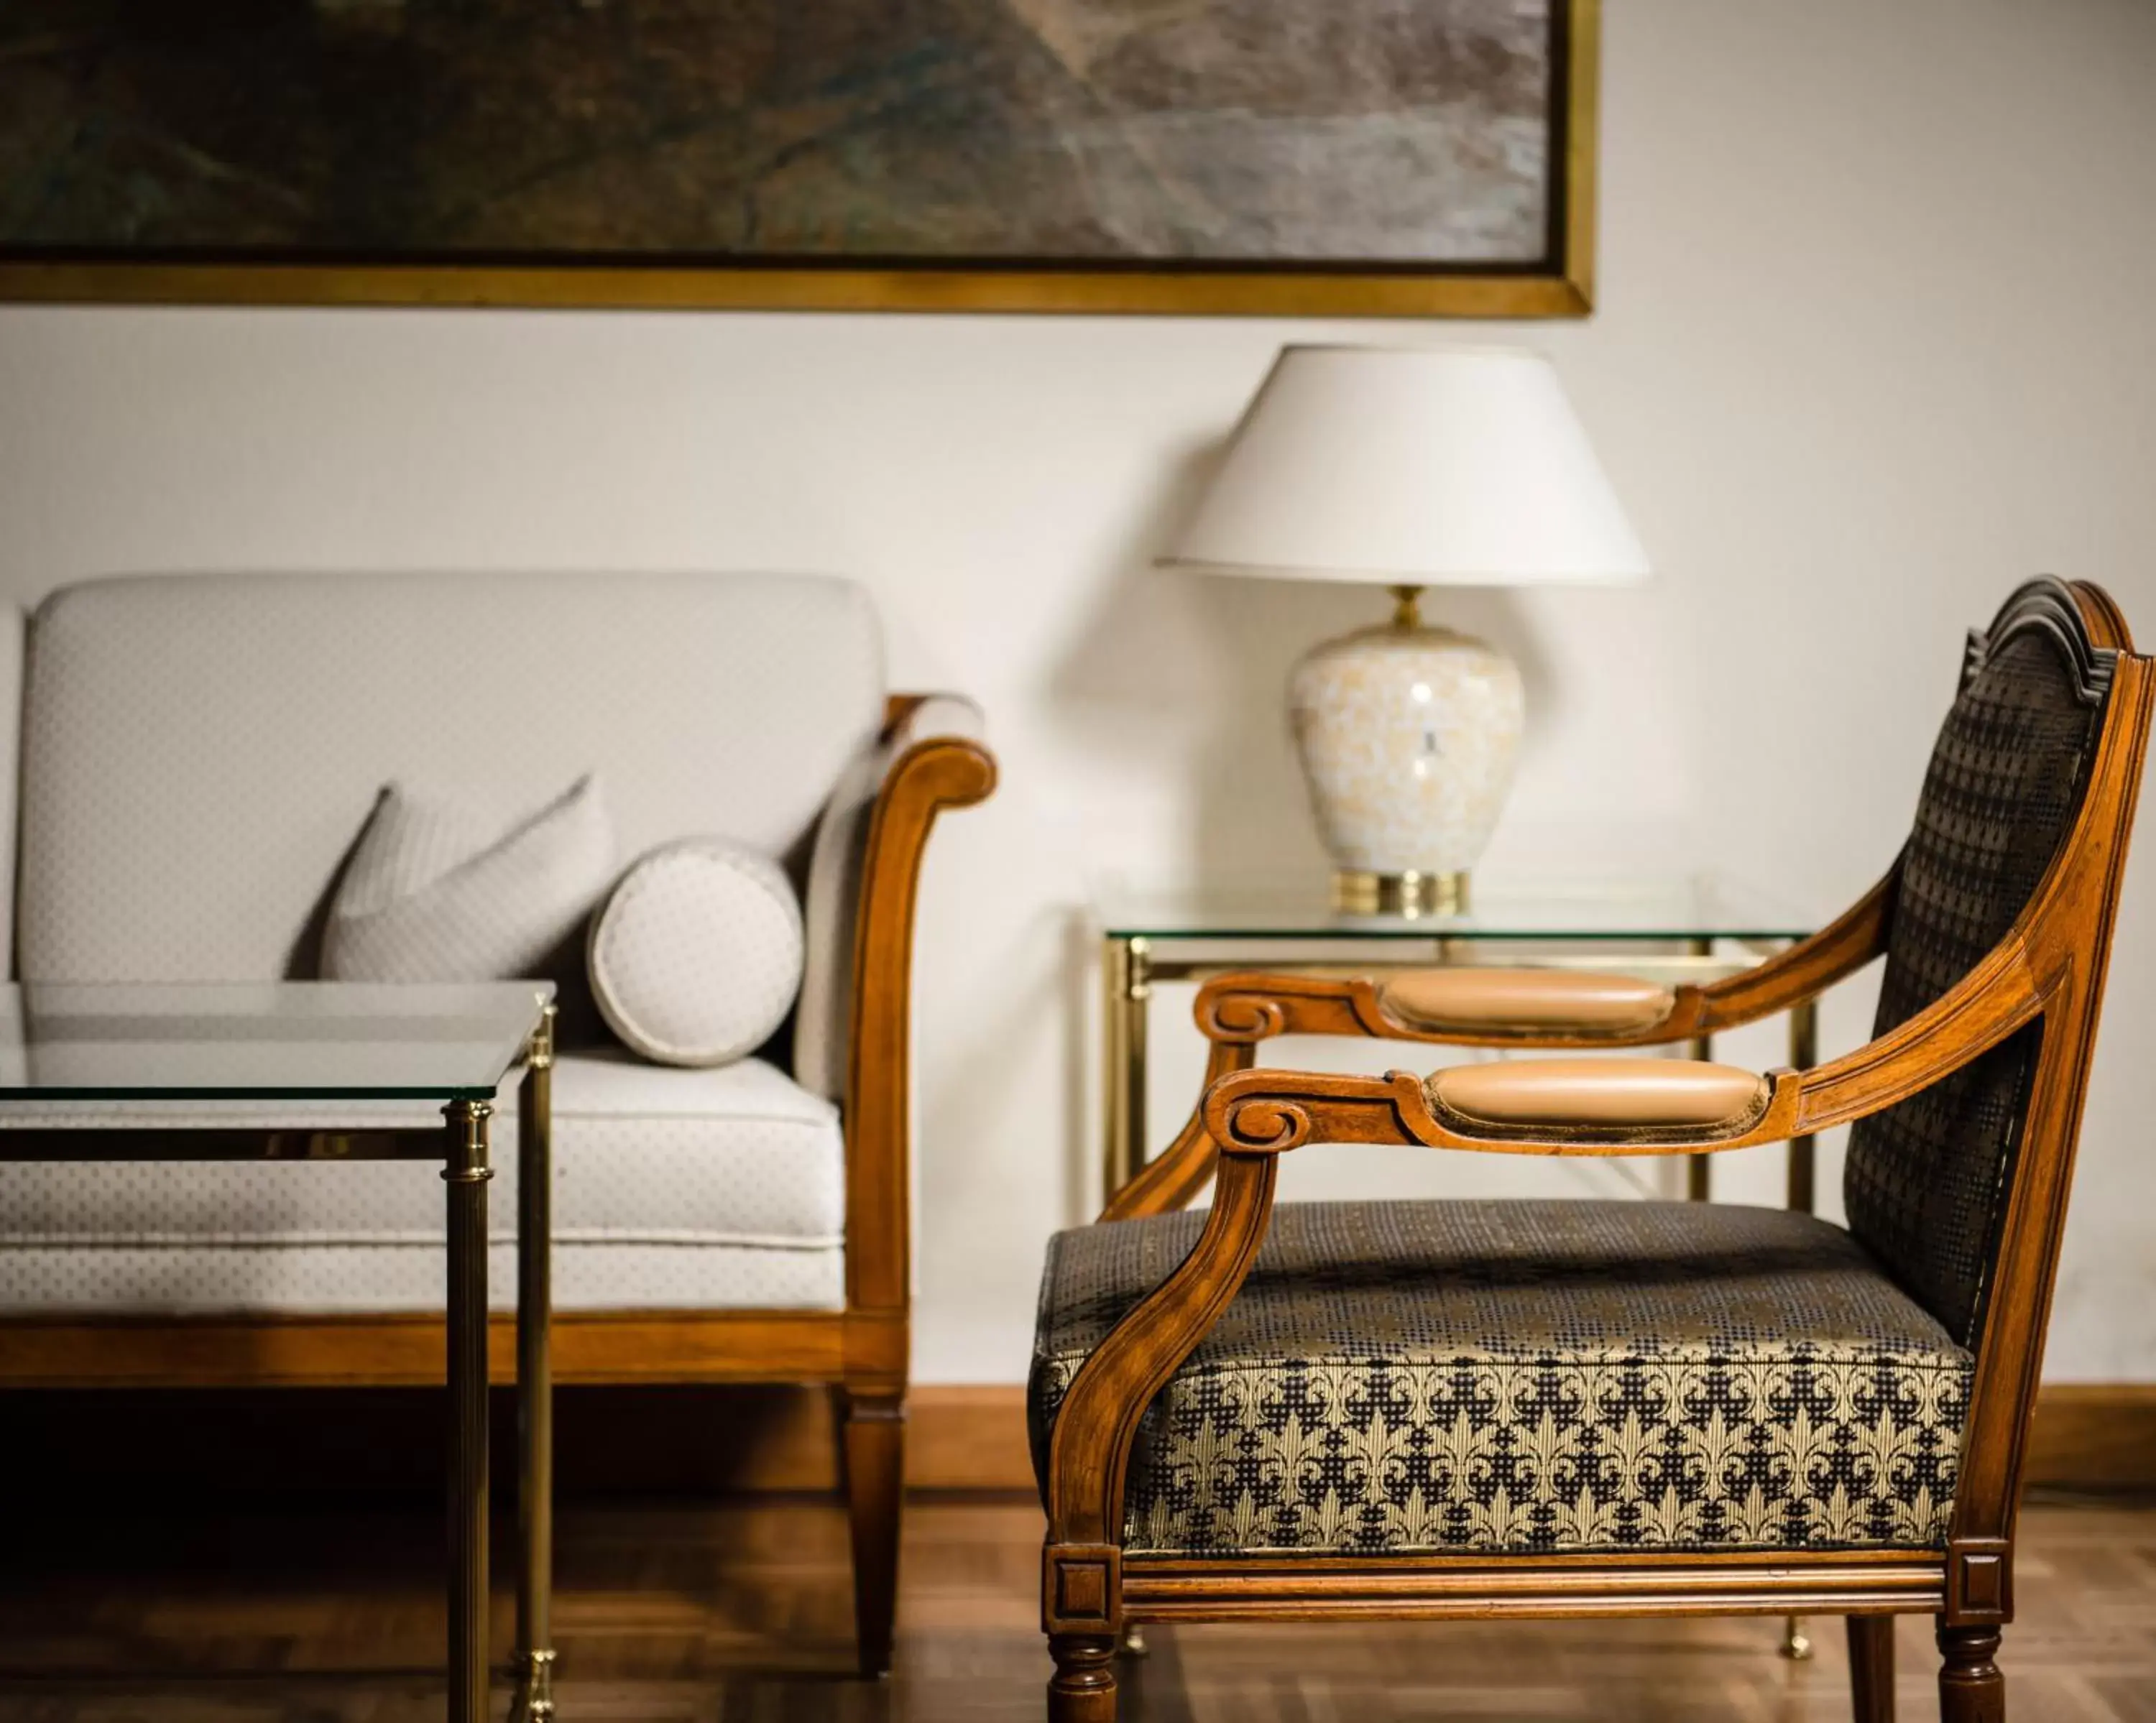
1286,591 -> 1525,900
1332,869 -> 1470,919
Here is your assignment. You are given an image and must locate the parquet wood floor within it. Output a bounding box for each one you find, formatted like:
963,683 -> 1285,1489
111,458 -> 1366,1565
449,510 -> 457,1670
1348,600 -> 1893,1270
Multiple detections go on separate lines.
0,1489 -> 2149,1720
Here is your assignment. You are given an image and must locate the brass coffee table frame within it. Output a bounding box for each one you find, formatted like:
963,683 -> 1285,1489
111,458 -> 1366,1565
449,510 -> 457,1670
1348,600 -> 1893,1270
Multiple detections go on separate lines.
0,999 -> 561,1723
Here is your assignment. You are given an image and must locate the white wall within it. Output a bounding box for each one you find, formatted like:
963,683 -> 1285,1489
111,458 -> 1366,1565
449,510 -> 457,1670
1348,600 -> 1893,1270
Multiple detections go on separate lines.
1,0 -> 2152,1380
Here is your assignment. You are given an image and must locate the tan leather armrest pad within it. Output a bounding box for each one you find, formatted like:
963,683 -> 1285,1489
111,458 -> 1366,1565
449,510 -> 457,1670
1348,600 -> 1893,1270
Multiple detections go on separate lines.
1383,968 -> 1675,1033
1428,1058 -> 1768,1129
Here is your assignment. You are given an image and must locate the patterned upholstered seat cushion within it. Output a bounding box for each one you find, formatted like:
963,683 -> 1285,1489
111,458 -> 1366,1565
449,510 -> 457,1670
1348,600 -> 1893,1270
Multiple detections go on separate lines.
1029,1199 -> 1970,1557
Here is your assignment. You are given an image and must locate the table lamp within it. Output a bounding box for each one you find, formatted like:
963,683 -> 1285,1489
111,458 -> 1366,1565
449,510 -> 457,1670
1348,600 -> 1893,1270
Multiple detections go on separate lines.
1158,344 -> 1650,917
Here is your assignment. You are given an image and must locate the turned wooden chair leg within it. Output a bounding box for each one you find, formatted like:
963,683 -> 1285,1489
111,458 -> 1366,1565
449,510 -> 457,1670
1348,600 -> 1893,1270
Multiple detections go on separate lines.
1936,1621 -> 2004,1722
1848,1615 -> 1894,1722
842,1387 -> 906,1678
1049,1632 -> 1118,1722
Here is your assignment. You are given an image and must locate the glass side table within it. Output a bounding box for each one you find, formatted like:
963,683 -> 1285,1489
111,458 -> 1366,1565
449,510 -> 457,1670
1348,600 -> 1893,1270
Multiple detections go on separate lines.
1097,874 -> 1822,1211
0,981 -> 561,1723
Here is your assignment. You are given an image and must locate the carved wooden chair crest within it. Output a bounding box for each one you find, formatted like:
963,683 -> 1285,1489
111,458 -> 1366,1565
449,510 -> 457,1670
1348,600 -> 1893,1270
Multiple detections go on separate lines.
1031,579 -> 2150,1721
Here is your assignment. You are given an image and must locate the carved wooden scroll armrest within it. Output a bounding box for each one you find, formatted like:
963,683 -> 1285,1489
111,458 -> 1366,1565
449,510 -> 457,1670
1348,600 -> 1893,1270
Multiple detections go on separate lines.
1381,969 -> 1679,1035
1194,967 -> 1707,1050
1190,865 -> 1901,1055
1432,1058 -> 1769,1130
1202,934 -> 2045,1160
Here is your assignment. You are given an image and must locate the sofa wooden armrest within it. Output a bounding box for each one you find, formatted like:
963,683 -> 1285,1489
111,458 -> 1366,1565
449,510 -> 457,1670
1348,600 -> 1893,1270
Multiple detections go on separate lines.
842,702 -> 997,1320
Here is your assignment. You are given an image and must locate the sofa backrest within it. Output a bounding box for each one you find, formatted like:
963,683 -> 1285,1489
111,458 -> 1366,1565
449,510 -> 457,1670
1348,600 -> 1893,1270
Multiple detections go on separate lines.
16,573 -> 883,982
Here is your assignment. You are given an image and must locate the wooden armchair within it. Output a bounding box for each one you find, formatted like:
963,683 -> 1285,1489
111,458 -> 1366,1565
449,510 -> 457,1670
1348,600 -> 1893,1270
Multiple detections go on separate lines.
1031,579 -> 2151,1722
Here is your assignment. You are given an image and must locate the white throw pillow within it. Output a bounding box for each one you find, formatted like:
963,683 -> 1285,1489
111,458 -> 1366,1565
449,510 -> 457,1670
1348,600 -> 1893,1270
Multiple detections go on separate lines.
588,839 -> 804,1067
322,775 -> 617,993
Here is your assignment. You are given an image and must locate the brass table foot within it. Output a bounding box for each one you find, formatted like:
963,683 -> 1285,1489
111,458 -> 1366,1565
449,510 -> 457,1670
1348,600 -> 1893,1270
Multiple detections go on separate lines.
510,1648 -> 558,1721
1118,1622 -> 1149,1658
1778,1615 -> 1813,1660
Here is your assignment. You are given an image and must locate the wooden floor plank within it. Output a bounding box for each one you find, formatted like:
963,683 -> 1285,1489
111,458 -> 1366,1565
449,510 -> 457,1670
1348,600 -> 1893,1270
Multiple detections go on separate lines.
0,1491 -> 2150,1718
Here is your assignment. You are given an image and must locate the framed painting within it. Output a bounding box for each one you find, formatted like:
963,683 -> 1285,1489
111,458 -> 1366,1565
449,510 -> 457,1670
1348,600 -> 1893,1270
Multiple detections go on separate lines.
0,0 -> 1598,316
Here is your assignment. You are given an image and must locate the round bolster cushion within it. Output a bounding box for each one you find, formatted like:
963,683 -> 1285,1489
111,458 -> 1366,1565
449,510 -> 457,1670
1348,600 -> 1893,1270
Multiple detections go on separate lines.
589,839 -> 803,1067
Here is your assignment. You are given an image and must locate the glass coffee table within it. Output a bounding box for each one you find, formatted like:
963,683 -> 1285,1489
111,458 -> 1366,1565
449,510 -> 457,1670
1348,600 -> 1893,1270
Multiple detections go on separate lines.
0,981 -> 561,1723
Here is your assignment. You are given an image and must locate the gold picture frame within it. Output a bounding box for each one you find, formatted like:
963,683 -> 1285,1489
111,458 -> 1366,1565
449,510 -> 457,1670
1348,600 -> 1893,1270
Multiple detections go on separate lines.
0,0 -> 1598,319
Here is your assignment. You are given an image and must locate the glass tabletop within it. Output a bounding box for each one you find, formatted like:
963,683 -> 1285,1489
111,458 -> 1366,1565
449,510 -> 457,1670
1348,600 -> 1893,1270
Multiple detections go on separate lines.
1097,874 -> 1819,943
0,982 -> 553,1101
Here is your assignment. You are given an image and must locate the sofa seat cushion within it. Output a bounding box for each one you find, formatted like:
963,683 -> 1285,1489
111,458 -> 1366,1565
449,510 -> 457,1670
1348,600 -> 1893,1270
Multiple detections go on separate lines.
1029,1199 -> 1971,1558
0,1051 -> 844,1312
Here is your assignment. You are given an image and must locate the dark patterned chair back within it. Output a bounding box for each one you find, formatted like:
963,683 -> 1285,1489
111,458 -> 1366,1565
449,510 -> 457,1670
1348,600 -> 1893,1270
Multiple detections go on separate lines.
1844,585 -> 2112,1345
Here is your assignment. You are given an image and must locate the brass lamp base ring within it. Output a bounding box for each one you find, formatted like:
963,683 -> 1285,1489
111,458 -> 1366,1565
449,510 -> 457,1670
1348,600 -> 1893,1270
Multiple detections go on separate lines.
1332,869 -> 1470,919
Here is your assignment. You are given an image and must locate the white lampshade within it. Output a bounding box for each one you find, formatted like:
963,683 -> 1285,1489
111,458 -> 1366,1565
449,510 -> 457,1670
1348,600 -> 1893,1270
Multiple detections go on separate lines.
1158,344 -> 1649,587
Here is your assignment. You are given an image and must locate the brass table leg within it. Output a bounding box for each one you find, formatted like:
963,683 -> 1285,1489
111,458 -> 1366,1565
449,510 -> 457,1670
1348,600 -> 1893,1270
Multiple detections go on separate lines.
1782,993 -> 1820,1663
443,1099 -> 494,1723
1685,936 -> 1714,1202
512,1003 -> 559,1722
1101,936 -> 1151,1206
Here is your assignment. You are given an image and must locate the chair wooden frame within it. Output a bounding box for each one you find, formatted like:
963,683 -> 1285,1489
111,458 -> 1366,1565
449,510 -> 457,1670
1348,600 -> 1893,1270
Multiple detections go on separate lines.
0,694 -> 998,1680
1042,581 -> 2151,1722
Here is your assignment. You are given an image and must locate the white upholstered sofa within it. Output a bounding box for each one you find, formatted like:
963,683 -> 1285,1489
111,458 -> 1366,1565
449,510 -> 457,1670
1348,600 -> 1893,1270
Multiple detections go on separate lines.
0,571 -> 995,1675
